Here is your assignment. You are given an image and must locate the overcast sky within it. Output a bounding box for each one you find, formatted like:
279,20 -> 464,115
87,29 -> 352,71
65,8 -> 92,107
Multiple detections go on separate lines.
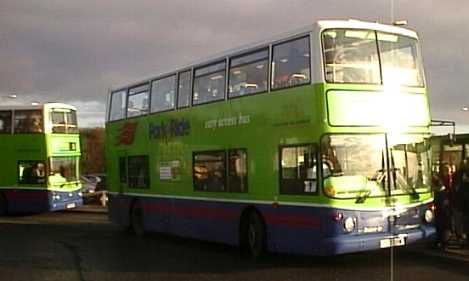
0,0 -> 467,132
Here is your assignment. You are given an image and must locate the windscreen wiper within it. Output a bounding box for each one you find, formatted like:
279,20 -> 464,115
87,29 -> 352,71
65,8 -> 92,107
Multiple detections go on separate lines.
355,189 -> 371,204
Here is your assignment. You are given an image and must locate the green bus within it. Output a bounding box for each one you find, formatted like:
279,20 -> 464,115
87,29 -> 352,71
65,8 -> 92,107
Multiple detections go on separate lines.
0,103 -> 83,214
106,19 -> 435,257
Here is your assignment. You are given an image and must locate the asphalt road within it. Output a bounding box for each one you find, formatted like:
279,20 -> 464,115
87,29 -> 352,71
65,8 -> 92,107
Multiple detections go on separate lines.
0,209 -> 468,281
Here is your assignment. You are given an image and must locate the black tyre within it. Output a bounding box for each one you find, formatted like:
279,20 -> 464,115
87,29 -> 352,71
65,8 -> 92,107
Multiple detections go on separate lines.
0,194 -> 7,215
130,201 -> 145,236
243,211 -> 266,259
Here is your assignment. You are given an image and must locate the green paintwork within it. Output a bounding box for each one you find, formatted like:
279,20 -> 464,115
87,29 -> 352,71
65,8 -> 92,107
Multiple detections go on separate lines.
106,82 -> 433,210
0,133 -> 82,192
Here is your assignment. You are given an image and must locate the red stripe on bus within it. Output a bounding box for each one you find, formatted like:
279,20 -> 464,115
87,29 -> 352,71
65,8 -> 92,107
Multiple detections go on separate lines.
111,197 -> 320,228
264,213 -> 321,229
5,190 -> 48,200
143,202 -> 238,221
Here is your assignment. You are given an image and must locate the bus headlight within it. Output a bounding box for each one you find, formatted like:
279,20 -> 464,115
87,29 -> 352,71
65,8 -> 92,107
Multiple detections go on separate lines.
344,217 -> 356,232
424,209 -> 434,223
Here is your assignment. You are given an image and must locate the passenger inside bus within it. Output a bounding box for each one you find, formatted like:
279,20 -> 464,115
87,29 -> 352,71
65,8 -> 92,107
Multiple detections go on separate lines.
20,162 -> 46,184
321,136 -> 342,176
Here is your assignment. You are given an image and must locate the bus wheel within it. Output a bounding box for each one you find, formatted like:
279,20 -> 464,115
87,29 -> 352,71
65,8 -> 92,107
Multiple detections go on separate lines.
0,194 -> 7,215
244,211 -> 266,259
130,201 -> 145,236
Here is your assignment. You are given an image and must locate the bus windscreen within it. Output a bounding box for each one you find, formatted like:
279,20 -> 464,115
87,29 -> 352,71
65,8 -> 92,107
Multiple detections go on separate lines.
322,29 -> 424,87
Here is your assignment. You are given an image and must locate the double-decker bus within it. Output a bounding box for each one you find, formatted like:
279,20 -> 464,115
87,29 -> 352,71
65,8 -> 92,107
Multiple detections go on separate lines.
106,20 -> 435,257
0,103 -> 83,214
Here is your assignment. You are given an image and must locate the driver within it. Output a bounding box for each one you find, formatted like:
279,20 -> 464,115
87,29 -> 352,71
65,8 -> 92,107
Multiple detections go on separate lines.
321,135 -> 342,175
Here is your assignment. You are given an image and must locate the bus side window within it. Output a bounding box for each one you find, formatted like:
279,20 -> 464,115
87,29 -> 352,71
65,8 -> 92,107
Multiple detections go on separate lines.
0,110 -> 12,133
109,90 -> 127,121
128,84 -> 150,118
280,144 -> 318,195
14,110 -> 43,133
151,76 -> 176,113
193,61 -> 226,105
177,71 -> 191,108
18,161 -> 46,185
229,49 -> 269,98
228,149 -> 248,193
127,155 -> 149,189
272,36 -> 311,90
193,151 -> 226,192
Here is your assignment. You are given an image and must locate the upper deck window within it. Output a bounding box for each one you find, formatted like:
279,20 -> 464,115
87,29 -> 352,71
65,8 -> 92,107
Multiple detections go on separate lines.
322,29 -> 424,87
193,61 -> 226,105
14,110 -> 43,133
0,111 -> 12,134
323,29 -> 380,84
272,37 -> 311,90
151,75 -> 176,113
229,49 -> 269,98
128,84 -> 150,118
109,90 -> 127,121
51,109 -> 78,134
177,71 -> 191,108
377,32 -> 424,87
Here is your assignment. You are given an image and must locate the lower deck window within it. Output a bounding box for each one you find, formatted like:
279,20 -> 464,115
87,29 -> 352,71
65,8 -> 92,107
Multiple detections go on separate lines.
280,144 -> 318,194
18,161 -> 46,185
193,151 -> 226,192
228,149 -> 248,192
128,155 -> 149,189
193,149 -> 248,193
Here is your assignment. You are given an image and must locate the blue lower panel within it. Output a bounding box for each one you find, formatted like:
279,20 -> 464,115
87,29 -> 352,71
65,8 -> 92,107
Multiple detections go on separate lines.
3,189 -> 83,213
108,194 -> 436,256
321,225 -> 436,255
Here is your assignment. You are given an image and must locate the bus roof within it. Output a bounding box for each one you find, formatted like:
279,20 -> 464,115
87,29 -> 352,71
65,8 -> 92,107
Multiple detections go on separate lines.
110,19 -> 419,91
0,103 -> 77,111
317,19 -> 418,38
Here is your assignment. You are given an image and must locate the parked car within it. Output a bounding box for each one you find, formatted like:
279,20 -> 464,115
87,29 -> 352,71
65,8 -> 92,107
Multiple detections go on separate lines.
80,174 -> 107,206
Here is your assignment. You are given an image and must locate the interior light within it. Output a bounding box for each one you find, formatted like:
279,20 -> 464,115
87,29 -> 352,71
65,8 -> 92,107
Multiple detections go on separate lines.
280,58 -> 288,63
291,73 -> 307,79
243,83 -> 258,89
210,75 -> 223,80
232,70 -> 242,75
255,64 -> 264,69
345,30 -> 374,40
462,106 -> 469,111
377,33 -> 399,43
324,31 -> 337,39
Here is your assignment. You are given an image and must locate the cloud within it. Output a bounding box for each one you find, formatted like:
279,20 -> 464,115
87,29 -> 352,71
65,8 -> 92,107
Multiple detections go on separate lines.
1,1 -> 468,129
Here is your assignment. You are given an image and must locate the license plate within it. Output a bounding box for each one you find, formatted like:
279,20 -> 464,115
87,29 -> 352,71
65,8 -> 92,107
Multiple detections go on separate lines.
380,236 -> 406,248
66,203 -> 76,209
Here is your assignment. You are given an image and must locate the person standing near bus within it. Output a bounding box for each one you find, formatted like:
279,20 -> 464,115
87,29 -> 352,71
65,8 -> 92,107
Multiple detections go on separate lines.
455,161 -> 469,248
434,163 -> 452,249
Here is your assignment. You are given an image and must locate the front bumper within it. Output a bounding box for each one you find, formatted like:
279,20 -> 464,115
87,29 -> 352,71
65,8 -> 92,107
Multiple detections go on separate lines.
321,224 -> 436,255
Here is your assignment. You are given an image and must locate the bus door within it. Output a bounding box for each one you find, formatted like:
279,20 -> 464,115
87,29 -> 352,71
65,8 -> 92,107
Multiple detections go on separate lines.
441,144 -> 463,172
117,151 -> 128,195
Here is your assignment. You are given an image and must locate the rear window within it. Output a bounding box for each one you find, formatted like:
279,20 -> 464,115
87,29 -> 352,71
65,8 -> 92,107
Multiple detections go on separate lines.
0,111 -> 12,133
